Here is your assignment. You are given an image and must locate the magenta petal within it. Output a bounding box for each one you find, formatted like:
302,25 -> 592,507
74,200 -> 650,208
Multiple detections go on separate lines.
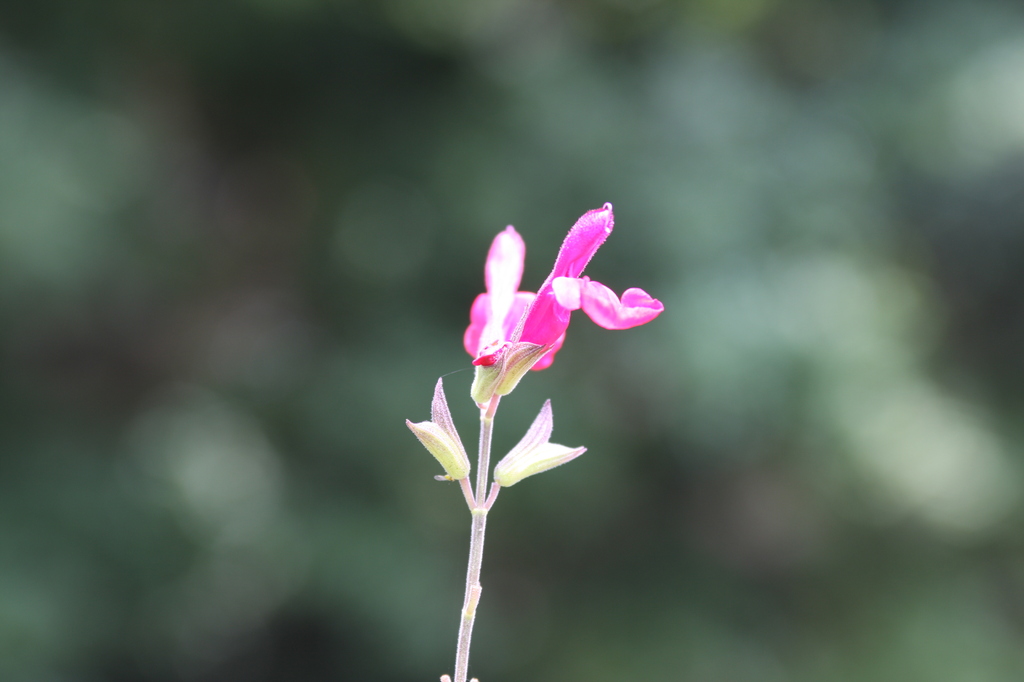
531,333 -> 566,371
469,291 -> 536,357
517,288 -> 572,347
580,280 -> 664,330
517,204 -> 614,349
464,293 -> 490,356
479,227 -> 526,352
485,226 -> 525,296
467,227 -> 531,358
550,203 -> 614,279
551,277 -> 583,310
467,203 -> 661,372
503,291 -> 535,342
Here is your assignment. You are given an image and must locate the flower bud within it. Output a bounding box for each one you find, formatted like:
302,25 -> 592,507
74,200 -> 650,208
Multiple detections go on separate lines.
407,378 -> 471,480
493,399 -> 586,487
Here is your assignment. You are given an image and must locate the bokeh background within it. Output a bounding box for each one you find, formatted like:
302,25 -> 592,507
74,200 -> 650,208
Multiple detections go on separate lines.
3,0 -> 1024,680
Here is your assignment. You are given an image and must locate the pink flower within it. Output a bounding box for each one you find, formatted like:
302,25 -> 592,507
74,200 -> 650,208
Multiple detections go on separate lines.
464,203 -> 664,371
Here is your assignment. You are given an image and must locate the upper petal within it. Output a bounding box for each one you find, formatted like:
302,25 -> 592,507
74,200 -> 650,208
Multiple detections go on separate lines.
515,205 -> 613,353
549,203 -> 614,280
579,280 -> 664,330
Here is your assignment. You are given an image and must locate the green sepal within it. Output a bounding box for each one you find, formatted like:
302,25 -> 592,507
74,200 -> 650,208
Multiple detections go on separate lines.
470,363 -> 502,405
493,342 -> 548,396
493,399 -> 587,487
470,342 -> 547,404
406,378 -> 471,480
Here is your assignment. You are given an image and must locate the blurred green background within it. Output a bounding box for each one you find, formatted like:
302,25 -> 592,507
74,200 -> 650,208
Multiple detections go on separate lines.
3,0 -> 1024,680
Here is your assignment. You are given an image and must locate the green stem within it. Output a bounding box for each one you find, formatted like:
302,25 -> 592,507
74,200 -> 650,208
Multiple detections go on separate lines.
453,395 -> 500,682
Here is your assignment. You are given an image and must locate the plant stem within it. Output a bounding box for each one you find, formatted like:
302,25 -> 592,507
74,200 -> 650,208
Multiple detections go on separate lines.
453,395 -> 500,682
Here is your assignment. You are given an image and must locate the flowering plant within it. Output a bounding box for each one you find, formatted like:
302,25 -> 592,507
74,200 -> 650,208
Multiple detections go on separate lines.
407,203 -> 662,682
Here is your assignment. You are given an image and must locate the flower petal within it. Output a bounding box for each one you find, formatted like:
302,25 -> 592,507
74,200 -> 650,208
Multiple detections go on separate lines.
533,353 -> 555,371
516,204 -> 614,350
466,202 -> 662,374
485,226 -> 525,297
531,332 -> 565,371
463,293 -> 490,356
503,292 -> 535,344
579,279 -> 664,330
517,288 -> 572,348
550,203 -> 614,280
552,276 -> 583,310
480,226 -> 526,353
